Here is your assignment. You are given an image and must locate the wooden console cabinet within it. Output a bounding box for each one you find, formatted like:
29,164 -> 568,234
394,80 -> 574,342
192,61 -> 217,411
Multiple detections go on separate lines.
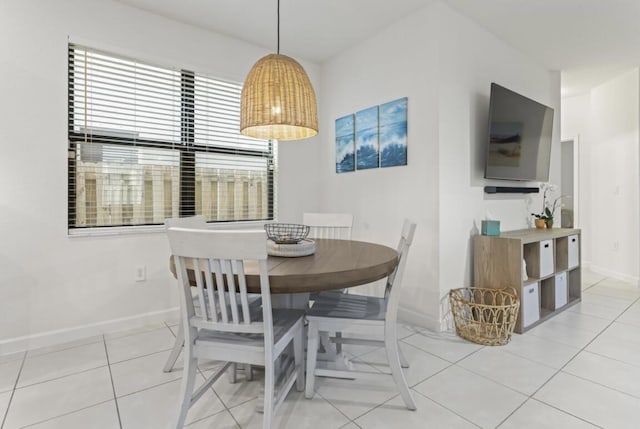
474,228 -> 581,334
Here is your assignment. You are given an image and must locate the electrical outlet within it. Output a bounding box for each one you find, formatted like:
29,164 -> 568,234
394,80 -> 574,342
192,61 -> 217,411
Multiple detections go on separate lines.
135,265 -> 146,282
613,241 -> 619,252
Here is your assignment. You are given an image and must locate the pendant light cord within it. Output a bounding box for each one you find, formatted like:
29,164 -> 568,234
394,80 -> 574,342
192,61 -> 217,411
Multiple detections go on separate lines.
277,0 -> 280,54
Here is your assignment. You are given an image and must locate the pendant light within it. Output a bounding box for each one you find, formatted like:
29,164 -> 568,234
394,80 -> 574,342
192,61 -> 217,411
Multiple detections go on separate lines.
240,0 -> 318,141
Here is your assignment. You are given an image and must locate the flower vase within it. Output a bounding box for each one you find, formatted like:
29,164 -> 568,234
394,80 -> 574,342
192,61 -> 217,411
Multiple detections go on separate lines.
534,219 -> 545,229
545,219 -> 554,228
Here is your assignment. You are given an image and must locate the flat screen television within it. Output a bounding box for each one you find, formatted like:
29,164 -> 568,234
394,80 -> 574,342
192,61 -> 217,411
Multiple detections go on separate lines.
484,83 -> 554,182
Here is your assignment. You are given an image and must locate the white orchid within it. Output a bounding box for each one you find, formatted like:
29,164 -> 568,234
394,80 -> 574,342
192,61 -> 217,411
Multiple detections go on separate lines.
533,183 -> 564,221
532,183 -> 567,223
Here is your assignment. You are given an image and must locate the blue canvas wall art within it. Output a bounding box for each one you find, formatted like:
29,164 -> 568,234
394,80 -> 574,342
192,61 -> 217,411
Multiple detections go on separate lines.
379,97 -> 407,167
356,106 -> 379,170
335,114 -> 355,173
334,97 -> 407,175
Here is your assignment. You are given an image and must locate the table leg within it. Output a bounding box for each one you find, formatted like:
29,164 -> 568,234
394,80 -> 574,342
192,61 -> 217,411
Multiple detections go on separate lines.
271,292 -> 310,310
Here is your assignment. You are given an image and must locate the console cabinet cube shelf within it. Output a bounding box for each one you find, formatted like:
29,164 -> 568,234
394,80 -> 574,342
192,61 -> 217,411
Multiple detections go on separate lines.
474,228 -> 581,334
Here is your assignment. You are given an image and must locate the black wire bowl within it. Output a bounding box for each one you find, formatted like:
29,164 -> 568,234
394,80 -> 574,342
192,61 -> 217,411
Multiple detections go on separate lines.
264,223 -> 310,244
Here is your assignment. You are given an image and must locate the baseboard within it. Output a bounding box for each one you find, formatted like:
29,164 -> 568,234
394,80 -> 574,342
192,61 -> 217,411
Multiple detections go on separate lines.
398,305 -> 441,332
589,265 -> 640,287
0,307 -> 180,356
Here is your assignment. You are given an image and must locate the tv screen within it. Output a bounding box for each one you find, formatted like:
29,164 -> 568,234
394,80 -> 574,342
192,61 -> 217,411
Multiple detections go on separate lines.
484,83 -> 554,182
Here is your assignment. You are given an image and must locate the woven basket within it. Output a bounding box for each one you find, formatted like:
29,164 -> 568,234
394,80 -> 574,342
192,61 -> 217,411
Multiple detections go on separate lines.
449,287 -> 520,346
264,223 -> 310,244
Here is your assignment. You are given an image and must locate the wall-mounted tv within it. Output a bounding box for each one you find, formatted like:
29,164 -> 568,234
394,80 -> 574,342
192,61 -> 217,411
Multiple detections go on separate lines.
484,83 -> 554,182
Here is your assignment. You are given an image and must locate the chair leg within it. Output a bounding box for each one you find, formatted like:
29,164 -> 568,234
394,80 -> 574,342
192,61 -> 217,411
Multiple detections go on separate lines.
385,335 -> 416,410
318,332 -> 336,359
164,323 -> 184,372
399,346 -> 410,369
263,358 -> 275,429
335,331 -> 342,354
244,364 -> 253,381
176,355 -> 198,428
227,363 -> 237,384
305,322 -> 319,399
293,324 -> 304,392
225,363 -> 251,382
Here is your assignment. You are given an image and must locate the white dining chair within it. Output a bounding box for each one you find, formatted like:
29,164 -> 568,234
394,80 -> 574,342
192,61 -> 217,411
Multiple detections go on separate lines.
303,212 -> 353,240
162,215 -> 260,383
163,215 -> 207,373
304,219 -> 417,411
303,213 -> 353,299
163,216 -> 258,382
167,227 -> 305,429
303,212 -> 353,355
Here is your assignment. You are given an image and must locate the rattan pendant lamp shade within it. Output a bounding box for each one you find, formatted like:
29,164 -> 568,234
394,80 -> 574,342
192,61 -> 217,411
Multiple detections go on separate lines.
240,1 -> 318,141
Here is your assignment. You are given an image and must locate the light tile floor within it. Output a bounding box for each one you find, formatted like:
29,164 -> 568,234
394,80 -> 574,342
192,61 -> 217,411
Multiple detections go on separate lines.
1,271 -> 639,428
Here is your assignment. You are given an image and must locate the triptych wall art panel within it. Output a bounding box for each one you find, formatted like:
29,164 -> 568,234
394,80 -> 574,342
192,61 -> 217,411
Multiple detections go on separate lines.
355,106 -> 379,170
379,98 -> 408,168
335,114 -> 355,173
335,97 -> 407,173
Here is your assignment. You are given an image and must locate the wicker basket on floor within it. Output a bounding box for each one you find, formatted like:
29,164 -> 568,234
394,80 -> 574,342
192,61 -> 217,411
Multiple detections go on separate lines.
449,287 -> 520,346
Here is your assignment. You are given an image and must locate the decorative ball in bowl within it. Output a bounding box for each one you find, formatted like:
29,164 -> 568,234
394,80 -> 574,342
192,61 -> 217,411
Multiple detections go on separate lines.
264,223 -> 310,244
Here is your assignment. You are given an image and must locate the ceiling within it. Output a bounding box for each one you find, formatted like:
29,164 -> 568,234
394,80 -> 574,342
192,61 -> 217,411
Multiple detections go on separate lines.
116,0 -> 640,97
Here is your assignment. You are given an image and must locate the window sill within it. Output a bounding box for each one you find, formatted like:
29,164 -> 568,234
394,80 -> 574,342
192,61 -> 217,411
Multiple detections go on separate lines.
67,220 -> 271,238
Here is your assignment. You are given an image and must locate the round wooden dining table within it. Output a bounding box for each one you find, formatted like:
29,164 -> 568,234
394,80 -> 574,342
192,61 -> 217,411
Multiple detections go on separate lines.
262,238 -> 398,293
170,238 -> 398,295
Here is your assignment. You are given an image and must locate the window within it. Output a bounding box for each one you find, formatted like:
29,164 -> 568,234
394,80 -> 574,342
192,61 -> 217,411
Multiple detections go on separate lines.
68,44 -> 276,229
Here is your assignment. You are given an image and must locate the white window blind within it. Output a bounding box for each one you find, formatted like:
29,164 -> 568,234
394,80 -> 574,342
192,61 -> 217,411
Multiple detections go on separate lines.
68,44 -> 276,228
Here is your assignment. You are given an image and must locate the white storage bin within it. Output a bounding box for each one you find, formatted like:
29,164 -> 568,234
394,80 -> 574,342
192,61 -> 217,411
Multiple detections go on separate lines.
522,283 -> 540,327
555,272 -> 568,309
539,240 -> 554,277
568,235 -> 579,269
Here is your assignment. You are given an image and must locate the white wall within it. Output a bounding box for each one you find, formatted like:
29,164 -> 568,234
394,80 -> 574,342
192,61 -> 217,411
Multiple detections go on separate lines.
562,70 -> 640,283
435,5 -> 561,327
589,70 -> 639,282
319,1 -> 560,329
562,93 -> 591,263
0,0 -> 321,352
320,4 -> 441,327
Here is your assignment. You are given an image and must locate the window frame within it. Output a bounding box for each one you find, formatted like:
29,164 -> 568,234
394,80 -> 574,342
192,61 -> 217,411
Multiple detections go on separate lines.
67,44 -> 276,232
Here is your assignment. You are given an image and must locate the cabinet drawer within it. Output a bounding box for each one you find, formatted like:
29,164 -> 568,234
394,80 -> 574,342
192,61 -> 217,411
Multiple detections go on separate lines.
522,283 -> 540,327
539,240 -> 554,277
555,272 -> 568,309
568,235 -> 579,269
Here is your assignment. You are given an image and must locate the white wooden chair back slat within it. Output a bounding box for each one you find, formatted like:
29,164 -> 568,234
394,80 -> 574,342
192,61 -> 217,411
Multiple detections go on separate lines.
303,213 -> 353,240
236,260 -> 252,324
211,259 -> 227,323
222,259 -> 241,324
200,260 -> 215,323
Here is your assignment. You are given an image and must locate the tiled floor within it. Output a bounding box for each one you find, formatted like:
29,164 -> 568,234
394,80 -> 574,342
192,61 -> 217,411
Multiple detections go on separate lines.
1,271 -> 639,428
